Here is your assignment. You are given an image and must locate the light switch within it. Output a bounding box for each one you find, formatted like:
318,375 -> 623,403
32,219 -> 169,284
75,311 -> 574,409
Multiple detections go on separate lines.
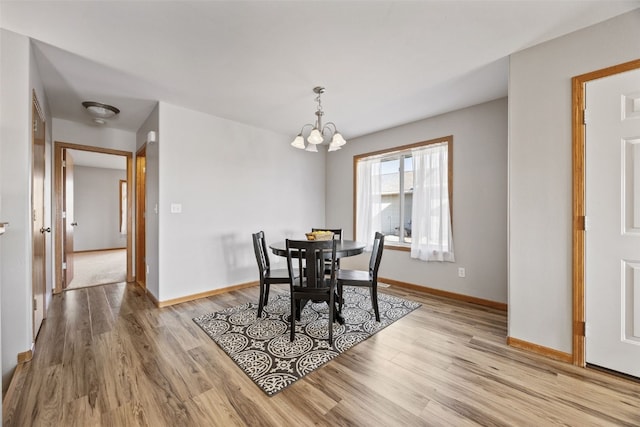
170,203 -> 182,214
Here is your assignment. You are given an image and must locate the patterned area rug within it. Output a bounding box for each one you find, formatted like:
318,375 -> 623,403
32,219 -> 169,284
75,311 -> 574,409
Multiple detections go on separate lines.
193,287 -> 421,396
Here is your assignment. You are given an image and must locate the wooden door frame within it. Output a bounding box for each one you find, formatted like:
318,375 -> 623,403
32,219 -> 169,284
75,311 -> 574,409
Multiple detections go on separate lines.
135,144 -> 146,289
53,141 -> 134,292
572,58 -> 640,367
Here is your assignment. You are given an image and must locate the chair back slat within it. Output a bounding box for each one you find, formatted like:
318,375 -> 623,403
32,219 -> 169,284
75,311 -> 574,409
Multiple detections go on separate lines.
369,232 -> 385,278
252,231 -> 269,278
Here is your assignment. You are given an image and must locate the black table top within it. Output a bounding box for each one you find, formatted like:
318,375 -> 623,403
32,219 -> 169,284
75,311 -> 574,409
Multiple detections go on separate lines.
269,239 -> 366,258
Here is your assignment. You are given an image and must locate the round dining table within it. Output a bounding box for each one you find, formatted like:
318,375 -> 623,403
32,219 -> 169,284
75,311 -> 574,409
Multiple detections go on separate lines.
269,239 -> 366,258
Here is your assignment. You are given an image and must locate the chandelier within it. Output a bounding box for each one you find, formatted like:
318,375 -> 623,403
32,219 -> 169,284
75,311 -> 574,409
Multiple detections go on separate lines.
291,86 -> 347,152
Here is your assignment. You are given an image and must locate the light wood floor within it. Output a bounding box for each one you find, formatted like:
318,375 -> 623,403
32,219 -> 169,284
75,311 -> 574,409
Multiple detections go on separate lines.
3,282 -> 640,426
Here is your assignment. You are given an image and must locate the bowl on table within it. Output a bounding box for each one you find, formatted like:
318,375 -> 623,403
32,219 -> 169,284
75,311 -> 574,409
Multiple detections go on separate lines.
305,231 -> 334,241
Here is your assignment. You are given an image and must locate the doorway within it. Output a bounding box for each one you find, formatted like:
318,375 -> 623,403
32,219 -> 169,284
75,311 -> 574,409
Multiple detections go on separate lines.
53,141 -> 133,292
572,58 -> 640,373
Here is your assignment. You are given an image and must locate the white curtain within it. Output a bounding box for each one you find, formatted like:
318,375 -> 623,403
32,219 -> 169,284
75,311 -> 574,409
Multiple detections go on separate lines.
356,157 -> 382,251
410,143 -> 454,262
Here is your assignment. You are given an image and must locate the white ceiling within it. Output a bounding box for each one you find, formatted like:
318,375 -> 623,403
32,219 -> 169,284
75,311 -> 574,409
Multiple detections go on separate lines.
1,1 -> 639,140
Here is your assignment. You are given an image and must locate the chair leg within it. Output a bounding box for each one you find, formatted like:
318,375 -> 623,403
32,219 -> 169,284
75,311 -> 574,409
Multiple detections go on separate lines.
290,297 -> 297,342
257,280 -> 266,318
263,283 -> 270,306
337,282 -> 344,312
328,295 -> 334,346
370,285 -> 380,322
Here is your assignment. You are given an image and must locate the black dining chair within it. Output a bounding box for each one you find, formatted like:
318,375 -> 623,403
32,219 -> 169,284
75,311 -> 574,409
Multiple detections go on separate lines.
311,227 -> 343,273
337,232 -> 385,321
285,238 -> 340,345
252,231 -> 291,318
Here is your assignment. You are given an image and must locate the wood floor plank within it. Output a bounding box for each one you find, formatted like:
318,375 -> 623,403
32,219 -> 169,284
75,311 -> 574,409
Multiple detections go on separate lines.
420,399 -> 484,427
30,364 -> 64,426
99,400 -> 149,427
4,282 -> 640,427
61,396 -> 101,427
87,285 -> 116,336
92,330 -> 137,413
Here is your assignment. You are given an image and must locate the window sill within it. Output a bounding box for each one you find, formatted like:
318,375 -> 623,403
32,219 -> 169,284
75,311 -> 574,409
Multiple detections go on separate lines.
385,243 -> 410,252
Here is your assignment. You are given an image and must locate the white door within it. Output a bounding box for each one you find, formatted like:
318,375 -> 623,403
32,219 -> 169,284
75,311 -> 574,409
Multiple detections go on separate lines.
63,149 -> 75,287
586,67 -> 640,378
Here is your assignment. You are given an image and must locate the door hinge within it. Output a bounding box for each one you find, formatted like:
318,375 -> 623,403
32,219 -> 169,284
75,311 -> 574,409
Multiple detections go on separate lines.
583,109 -> 589,125
62,211 -> 66,219
62,160 -> 66,168
62,262 -> 67,270
578,215 -> 586,231
33,297 -> 37,311
33,120 -> 38,133
33,209 -> 37,222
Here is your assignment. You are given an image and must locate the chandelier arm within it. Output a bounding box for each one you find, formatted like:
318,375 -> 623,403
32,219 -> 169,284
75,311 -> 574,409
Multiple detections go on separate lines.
321,122 -> 338,136
298,123 -> 315,135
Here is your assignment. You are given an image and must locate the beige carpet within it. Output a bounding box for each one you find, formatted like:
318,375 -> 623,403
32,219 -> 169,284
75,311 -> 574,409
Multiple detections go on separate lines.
67,249 -> 126,289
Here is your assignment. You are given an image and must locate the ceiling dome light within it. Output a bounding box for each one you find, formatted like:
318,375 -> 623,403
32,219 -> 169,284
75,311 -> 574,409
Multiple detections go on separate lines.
82,101 -> 120,119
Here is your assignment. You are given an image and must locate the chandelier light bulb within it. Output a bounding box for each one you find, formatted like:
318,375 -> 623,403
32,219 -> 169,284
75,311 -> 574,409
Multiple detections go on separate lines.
305,142 -> 319,152
328,142 -> 341,152
291,134 -> 306,149
307,128 -> 324,145
331,132 -> 346,147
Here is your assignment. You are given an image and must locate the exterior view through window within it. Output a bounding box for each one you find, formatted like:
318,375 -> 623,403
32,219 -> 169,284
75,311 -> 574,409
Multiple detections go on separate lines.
379,155 -> 414,244
354,135 -> 454,262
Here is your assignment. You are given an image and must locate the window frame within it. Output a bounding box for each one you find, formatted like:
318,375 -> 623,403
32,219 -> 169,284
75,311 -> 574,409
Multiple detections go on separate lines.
353,135 -> 453,251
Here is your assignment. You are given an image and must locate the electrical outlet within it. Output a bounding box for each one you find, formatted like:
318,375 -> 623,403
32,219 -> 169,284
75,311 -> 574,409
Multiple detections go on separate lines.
458,267 -> 466,278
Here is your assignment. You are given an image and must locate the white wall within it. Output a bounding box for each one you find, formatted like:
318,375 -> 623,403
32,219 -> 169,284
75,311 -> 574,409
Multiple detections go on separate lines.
327,98 -> 508,304
53,118 -> 136,153
509,9 -> 640,353
0,30 -> 52,393
73,166 -> 126,251
156,102 -> 325,302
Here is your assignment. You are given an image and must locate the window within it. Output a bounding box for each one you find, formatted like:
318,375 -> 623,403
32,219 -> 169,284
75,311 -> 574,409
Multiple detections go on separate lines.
354,136 -> 454,261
